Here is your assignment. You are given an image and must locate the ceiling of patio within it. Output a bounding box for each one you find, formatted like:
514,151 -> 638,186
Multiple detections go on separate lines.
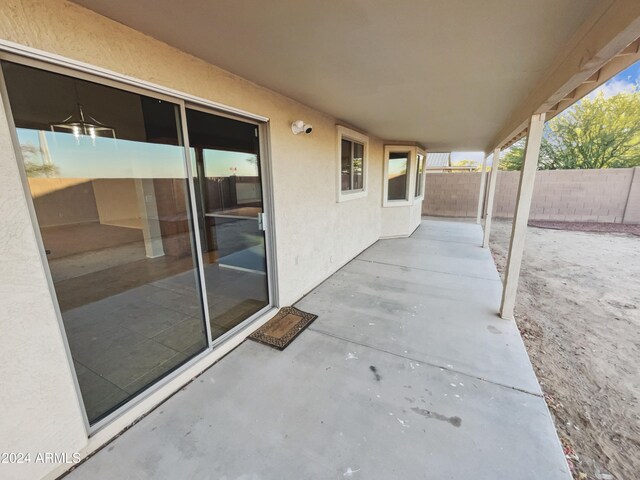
73,0 -> 601,151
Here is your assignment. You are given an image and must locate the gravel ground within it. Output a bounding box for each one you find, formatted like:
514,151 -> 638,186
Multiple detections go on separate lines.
489,220 -> 640,480
528,221 -> 640,237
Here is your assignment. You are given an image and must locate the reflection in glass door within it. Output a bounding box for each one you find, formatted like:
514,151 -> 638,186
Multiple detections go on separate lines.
387,151 -> 410,201
1,61 -> 210,424
186,108 -> 270,340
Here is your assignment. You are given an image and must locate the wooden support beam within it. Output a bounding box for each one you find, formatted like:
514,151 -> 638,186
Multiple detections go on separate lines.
476,154 -> 488,224
584,69 -> 601,83
482,148 -> 500,249
482,157 -> 492,224
549,102 -> 561,112
500,113 -> 546,320
616,37 -> 640,55
488,1 -> 640,152
504,37 -> 640,151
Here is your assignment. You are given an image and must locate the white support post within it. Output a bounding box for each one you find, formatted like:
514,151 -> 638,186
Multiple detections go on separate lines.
500,113 -> 546,320
482,148 -> 500,248
476,154 -> 488,223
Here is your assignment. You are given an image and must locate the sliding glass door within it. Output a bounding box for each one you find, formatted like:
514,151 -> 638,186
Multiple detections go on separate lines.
186,108 -> 270,340
1,60 -> 271,425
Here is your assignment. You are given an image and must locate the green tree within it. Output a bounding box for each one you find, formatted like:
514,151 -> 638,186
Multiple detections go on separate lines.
500,91 -> 640,170
450,159 -> 492,172
451,159 -> 479,170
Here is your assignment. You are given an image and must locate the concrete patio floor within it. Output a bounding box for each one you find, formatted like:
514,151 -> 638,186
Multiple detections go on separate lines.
66,218 -> 570,480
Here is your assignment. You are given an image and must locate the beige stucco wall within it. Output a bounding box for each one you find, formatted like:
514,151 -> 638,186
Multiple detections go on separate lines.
380,201 -> 423,238
423,168 -> 638,224
0,1 -> 393,479
0,0 -> 386,302
0,82 -> 88,480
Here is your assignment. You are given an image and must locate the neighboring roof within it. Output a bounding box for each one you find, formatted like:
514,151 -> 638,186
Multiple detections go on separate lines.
426,153 -> 451,167
74,0 -> 640,151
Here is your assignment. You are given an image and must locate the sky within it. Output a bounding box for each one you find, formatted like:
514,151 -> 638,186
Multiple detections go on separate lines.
18,128 -> 258,179
593,61 -> 640,98
451,60 -> 640,167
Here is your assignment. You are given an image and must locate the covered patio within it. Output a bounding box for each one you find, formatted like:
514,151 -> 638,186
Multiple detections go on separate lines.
64,219 -> 568,480
3,3 -> 640,479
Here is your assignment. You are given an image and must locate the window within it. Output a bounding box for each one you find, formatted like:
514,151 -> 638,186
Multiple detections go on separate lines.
341,139 -> 364,191
415,152 -> 425,197
337,126 -> 368,201
383,145 -> 425,207
387,151 -> 411,202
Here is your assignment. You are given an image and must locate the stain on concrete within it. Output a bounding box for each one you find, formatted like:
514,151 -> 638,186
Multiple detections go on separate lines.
487,325 -> 502,334
369,365 -> 382,381
411,407 -> 462,427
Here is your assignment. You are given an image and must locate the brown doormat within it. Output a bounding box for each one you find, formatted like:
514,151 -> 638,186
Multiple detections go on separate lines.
248,306 -> 317,350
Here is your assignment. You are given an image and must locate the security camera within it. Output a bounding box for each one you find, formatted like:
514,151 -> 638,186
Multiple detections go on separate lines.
291,120 -> 313,135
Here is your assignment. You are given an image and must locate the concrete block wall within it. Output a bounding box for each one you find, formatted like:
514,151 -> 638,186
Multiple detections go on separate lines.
423,172 -> 482,217
623,167 -> 640,223
423,168 -> 639,224
493,171 -> 518,218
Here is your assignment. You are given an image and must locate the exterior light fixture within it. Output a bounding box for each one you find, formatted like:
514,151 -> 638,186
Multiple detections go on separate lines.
291,120 -> 313,135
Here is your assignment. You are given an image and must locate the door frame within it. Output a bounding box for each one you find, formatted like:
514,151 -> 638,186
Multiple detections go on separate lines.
0,41 -> 279,435
182,101 -> 279,348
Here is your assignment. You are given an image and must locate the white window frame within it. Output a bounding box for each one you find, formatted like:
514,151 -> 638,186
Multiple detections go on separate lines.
414,149 -> 426,199
383,145 -> 417,207
336,125 -> 368,202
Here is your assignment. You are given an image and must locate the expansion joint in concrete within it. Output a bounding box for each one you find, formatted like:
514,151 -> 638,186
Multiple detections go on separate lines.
308,327 -> 543,399
353,258 -> 502,283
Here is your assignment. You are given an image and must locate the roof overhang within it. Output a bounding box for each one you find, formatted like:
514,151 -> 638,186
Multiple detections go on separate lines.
73,0 -> 640,152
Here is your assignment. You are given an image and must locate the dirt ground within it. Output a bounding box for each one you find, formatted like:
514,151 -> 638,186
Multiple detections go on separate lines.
489,220 -> 640,480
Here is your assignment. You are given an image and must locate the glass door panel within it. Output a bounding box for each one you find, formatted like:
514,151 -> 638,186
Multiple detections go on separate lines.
1,61 -> 209,424
186,108 -> 269,339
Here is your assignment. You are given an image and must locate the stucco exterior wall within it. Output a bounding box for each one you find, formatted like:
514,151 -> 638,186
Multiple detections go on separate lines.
0,1 -> 389,479
0,87 -> 88,480
423,168 -> 638,224
380,202 -> 423,237
0,0 -> 385,304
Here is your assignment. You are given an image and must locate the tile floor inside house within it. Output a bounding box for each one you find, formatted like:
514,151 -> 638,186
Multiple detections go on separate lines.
64,219 -> 571,479
64,263 -> 268,421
